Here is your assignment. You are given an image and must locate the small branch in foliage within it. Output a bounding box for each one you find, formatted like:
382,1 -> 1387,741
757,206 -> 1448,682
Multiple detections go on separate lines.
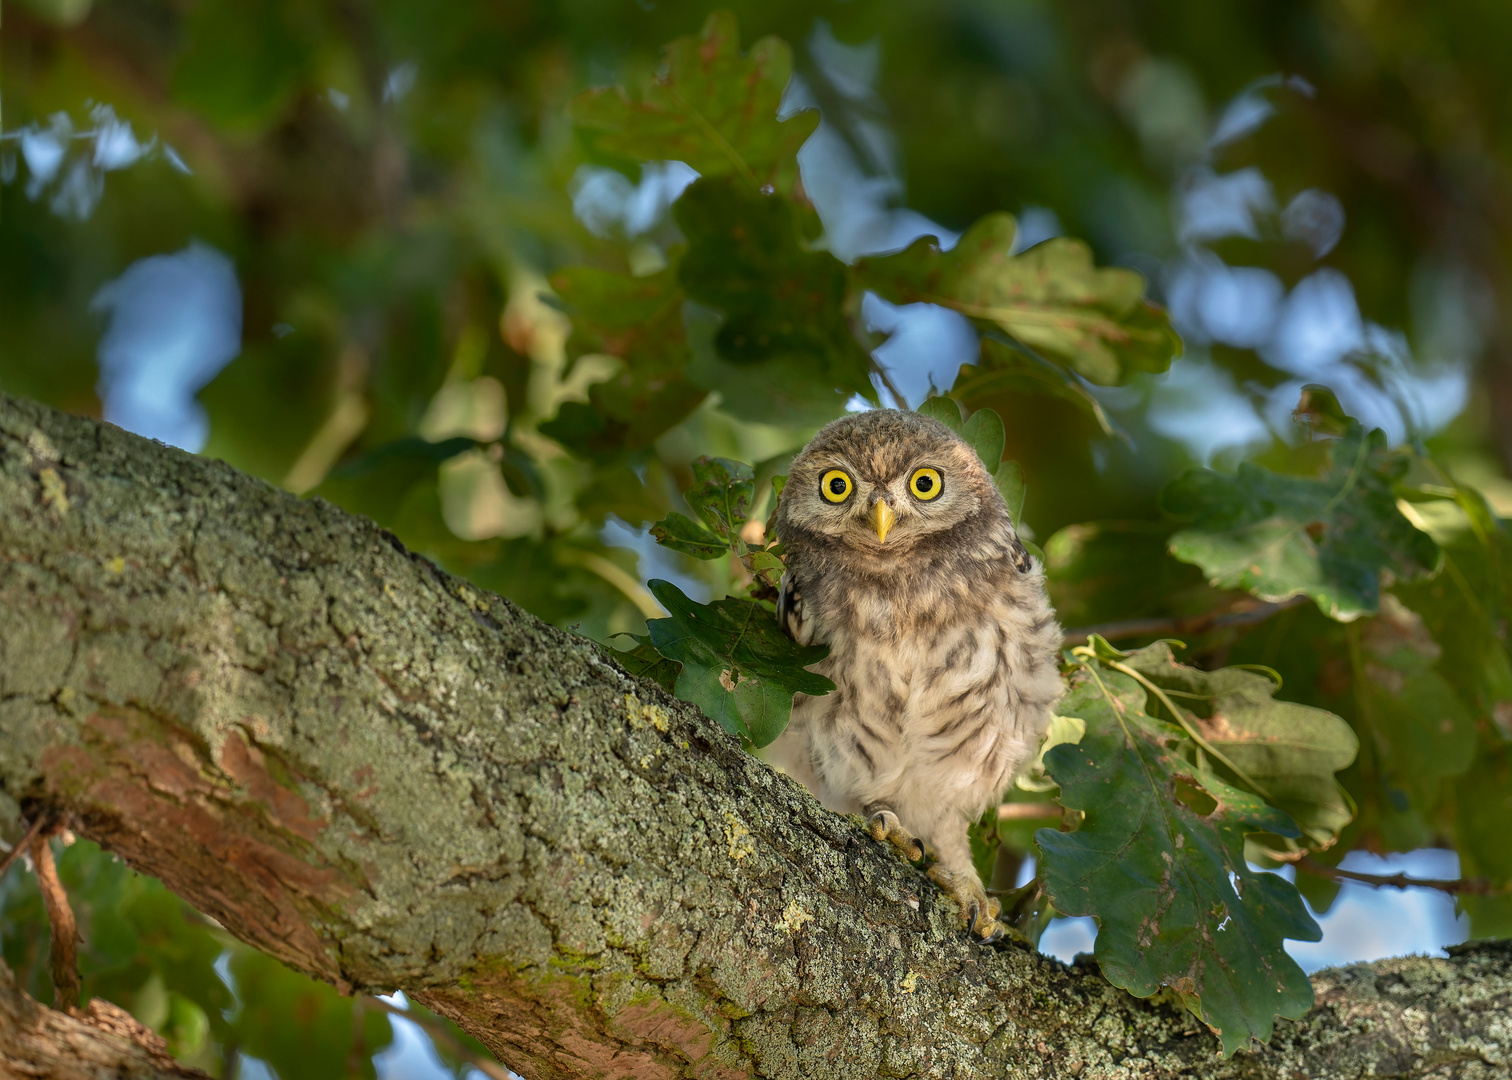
997,803 -> 1061,821
358,996 -> 515,1080
869,359 -> 909,410
1061,596 -> 1308,648
29,821 -> 81,1011
1297,856 -> 1511,897
0,814 -> 49,880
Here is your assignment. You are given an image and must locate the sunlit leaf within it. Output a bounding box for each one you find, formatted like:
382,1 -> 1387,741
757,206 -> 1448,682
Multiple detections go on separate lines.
1163,423 -> 1441,621
645,578 -> 832,746
569,11 -> 818,193
1116,641 -> 1358,850
856,215 -> 1179,387
1038,661 -> 1321,1057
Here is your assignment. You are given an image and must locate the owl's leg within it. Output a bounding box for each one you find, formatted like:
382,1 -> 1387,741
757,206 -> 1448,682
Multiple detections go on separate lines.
864,804 -> 928,863
927,865 -> 1004,943
925,829 -> 1004,944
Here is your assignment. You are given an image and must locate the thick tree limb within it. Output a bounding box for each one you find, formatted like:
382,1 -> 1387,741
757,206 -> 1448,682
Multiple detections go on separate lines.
0,393 -> 1509,1079
0,962 -> 211,1080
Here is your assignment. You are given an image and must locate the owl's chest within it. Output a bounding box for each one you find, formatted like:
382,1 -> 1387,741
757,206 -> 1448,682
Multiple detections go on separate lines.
809,603 -> 1011,741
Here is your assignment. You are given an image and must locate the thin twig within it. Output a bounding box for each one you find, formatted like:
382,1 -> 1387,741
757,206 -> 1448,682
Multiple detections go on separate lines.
0,815 -> 49,879
1062,596 -> 1308,648
871,360 -> 909,410
1297,855 -> 1511,897
359,995 -> 516,1080
997,803 -> 1061,822
30,820 -> 81,1011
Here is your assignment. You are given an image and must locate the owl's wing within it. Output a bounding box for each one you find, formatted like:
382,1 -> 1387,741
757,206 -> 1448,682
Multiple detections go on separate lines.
777,571 -> 816,645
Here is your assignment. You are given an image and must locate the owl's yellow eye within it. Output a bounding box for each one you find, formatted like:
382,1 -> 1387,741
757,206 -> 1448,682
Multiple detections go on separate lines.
910,467 -> 943,501
820,469 -> 853,503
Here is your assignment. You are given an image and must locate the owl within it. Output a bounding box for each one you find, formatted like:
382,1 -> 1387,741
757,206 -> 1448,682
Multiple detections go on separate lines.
769,408 -> 1063,942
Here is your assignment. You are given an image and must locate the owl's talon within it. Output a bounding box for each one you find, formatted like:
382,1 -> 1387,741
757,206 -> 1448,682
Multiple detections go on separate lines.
866,808 -> 926,864
930,865 -> 1005,943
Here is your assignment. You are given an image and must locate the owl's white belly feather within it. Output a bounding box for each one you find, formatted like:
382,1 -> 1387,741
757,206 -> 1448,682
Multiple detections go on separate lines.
769,577 -> 1062,873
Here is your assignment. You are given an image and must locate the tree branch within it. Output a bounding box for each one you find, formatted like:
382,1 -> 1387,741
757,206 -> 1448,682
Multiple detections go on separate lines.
1,393 -> 1509,1079
1298,855 -> 1512,897
30,821 -> 82,1011
0,964 -> 211,1080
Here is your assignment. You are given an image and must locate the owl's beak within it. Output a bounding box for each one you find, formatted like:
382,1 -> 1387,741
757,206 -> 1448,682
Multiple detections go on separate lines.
869,499 -> 896,544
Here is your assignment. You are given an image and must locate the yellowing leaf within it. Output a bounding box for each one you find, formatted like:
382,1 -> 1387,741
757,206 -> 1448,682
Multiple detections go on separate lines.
856,214 -> 1180,386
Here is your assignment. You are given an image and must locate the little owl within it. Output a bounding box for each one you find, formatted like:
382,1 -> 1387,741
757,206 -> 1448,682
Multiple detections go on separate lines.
769,408 -> 1063,941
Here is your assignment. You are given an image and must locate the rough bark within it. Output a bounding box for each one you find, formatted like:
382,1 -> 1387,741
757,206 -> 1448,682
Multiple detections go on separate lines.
0,392 -> 1508,1080
0,962 -> 211,1080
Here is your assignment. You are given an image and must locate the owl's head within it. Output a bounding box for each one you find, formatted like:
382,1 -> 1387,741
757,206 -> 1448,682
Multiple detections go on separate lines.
775,408 -> 1004,556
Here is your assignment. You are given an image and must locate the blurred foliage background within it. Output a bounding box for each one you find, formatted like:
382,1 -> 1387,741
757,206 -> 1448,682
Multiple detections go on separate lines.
4,0 -> 1512,1075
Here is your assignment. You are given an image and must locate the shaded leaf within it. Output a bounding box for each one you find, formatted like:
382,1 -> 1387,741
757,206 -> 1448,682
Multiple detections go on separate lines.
954,337 -> 1122,436
1455,744 -> 1512,937
960,407 -> 1005,470
676,177 -> 872,400
313,436 -> 474,527
1163,424 -> 1441,621
229,946 -> 392,1080
916,395 -> 963,430
612,634 -> 682,694
545,267 -> 707,458
645,578 -> 833,746
569,11 -> 818,193
856,215 -> 1179,387
650,511 -> 728,560
995,460 -> 1026,527
1044,520 -> 1217,631
1038,662 -> 1321,1057
684,456 -> 754,533
1117,641 -> 1358,850
1353,596 -> 1477,850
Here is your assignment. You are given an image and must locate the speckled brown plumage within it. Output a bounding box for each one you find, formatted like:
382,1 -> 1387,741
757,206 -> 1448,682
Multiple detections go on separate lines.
770,408 -> 1063,941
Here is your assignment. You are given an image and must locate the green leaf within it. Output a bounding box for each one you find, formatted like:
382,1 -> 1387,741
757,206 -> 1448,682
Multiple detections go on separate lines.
1352,596 -> 1477,849
916,395 -> 963,430
568,11 -> 818,194
1044,520 -> 1218,631
545,266 -> 707,458
1038,662 -> 1321,1057
1116,641 -> 1358,850
308,436 -> 474,530
995,460 -> 1026,527
1455,744 -> 1512,938
676,177 -> 873,403
1163,424 -> 1441,621
229,946 -> 393,1080
650,511 -> 728,560
684,456 -> 755,533
855,214 -> 1180,387
612,634 -> 682,694
645,578 -> 833,746
960,406 -> 1005,470
954,337 -> 1122,437
916,399 -> 1006,471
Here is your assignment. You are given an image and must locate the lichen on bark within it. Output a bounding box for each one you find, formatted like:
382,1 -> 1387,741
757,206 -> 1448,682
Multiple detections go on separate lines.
1,393 -> 1509,1079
